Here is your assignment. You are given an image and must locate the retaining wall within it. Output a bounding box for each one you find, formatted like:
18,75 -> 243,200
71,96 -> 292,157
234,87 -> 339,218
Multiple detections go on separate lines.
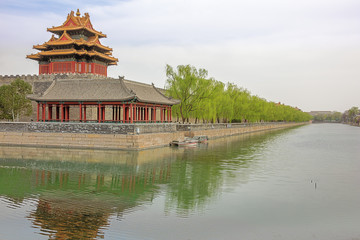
0,122 -> 307,150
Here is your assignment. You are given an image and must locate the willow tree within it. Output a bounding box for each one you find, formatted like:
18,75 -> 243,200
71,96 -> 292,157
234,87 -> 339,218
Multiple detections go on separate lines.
165,64 -> 217,123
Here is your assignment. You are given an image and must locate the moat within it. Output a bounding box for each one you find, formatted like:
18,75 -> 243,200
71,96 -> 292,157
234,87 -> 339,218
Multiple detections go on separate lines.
0,123 -> 359,240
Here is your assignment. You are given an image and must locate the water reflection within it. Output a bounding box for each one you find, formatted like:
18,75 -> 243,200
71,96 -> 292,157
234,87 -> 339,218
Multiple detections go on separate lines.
0,128 -> 296,239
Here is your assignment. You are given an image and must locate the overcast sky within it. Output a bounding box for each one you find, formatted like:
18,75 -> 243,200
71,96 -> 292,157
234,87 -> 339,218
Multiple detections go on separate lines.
0,0 -> 359,112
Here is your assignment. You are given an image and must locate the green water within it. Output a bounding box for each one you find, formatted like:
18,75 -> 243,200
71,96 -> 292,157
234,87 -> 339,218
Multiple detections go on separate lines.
0,124 -> 360,240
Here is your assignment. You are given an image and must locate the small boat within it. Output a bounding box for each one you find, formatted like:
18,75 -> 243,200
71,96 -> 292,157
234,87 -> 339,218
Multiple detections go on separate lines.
170,139 -> 198,147
170,136 -> 208,147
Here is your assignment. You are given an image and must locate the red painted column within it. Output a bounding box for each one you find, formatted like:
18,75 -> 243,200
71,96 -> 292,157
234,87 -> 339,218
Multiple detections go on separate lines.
133,104 -> 136,122
83,105 -> 87,122
139,107 -> 142,121
56,105 -> 59,121
145,106 -> 148,123
48,104 -> 52,121
114,105 -> 118,122
60,104 -> 64,122
42,104 -> 46,122
37,103 -> 40,122
79,103 -> 82,122
98,104 -> 101,123
65,106 -> 69,122
142,107 -> 144,121
123,104 -> 126,123
153,106 -> 156,122
130,103 -> 133,123
161,107 -> 163,123
102,105 -> 106,122
138,107 -> 140,122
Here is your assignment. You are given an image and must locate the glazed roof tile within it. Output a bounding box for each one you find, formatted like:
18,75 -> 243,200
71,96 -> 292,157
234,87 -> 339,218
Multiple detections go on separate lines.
28,78 -> 179,105
47,9 -> 106,38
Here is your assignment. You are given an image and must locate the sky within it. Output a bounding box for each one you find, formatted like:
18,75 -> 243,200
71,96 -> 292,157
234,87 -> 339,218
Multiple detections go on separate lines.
0,0 -> 359,112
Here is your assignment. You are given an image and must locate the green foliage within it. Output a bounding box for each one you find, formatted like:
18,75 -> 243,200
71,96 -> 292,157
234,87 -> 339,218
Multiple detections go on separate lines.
0,78 -> 33,121
342,107 -> 359,124
165,64 -> 312,123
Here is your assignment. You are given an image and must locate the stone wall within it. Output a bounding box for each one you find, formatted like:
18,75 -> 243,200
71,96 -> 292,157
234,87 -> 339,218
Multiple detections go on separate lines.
0,122 -> 307,150
0,122 -> 177,135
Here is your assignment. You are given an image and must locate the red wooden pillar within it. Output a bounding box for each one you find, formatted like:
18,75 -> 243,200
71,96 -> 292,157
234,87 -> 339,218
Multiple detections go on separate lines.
60,104 -> 64,122
130,103 -> 133,123
42,104 -> 46,122
83,105 -> 87,122
145,106 -> 148,123
112,105 -> 115,122
56,105 -> 60,121
153,106 -> 156,122
139,107 -> 142,121
37,103 -> 40,122
67,106 -> 70,121
65,106 -> 69,122
48,104 -> 52,121
123,104 -> 126,123
114,105 -> 118,122
133,104 -> 136,122
118,105 -> 121,122
102,105 -> 106,122
98,104 -> 101,123
161,107 -> 163,123
79,103 -> 82,122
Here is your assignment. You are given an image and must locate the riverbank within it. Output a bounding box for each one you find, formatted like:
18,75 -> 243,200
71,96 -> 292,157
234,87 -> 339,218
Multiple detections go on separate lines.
0,122 -> 308,150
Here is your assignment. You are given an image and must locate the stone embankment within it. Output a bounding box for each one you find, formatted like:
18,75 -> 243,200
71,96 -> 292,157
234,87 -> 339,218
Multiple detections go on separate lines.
0,122 -> 308,150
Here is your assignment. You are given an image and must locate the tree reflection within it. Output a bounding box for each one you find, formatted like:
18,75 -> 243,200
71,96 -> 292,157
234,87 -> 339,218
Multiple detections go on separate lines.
0,127 -> 295,238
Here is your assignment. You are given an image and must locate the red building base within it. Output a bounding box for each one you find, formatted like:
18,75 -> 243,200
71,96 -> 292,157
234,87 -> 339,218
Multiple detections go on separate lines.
39,61 -> 107,76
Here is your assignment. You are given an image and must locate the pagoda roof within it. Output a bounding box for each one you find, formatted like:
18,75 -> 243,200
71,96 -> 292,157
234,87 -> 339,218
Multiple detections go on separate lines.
47,9 -> 106,38
27,48 -> 118,64
33,33 -> 112,51
27,78 -> 180,105
123,79 -> 180,105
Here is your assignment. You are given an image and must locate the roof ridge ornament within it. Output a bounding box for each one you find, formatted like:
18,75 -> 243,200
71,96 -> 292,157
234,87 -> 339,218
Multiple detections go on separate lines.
76,9 -> 81,17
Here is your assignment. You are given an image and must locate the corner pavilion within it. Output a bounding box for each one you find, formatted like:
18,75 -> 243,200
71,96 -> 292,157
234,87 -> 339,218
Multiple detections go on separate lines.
26,10 -> 179,123
28,78 -> 178,123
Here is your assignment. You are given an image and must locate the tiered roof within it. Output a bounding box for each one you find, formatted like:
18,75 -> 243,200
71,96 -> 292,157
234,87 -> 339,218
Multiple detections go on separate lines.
27,9 -> 117,65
